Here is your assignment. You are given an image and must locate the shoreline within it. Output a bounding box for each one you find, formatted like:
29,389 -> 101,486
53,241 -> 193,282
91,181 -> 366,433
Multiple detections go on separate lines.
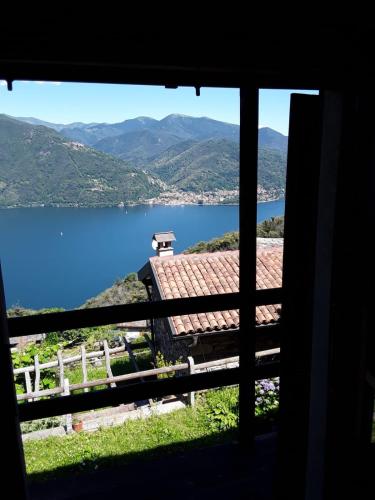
0,199 -> 284,210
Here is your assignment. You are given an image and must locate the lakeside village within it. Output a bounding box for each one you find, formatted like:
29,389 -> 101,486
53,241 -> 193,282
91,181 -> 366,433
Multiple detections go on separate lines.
120,186 -> 284,207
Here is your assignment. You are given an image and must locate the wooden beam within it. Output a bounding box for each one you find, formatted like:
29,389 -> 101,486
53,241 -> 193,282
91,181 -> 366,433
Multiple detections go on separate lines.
322,91 -> 375,499
19,362 -> 280,422
0,264 -> 29,499
276,93 -> 323,500
304,91 -> 343,500
239,86 -> 258,448
7,288 -> 282,338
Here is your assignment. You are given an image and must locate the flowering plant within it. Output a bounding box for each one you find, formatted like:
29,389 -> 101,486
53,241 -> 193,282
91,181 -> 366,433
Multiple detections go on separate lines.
255,378 -> 279,419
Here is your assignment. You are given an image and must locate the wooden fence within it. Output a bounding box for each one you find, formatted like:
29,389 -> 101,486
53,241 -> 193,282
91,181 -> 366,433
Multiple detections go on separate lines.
15,346 -> 279,407
15,335 -> 152,401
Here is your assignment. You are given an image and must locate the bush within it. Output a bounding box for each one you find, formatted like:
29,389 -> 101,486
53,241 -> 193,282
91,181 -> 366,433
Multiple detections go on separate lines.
200,378 -> 280,432
12,343 -> 63,393
21,416 -> 62,434
155,352 -> 182,379
200,386 -> 239,432
256,216 -> 284,238
255,378 -> 280,420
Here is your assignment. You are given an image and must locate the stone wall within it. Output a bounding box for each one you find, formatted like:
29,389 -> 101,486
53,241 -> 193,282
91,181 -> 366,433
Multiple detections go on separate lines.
154,319 -> 240,364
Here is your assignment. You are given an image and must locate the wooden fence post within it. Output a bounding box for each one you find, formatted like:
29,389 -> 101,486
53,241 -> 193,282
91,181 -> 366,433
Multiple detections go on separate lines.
63,378 -> 72,433
57,350 -> 64,389
34,354 -> 40,401
80,345 -> 89,393
187,356 -> 195,406
25,371 -> 33,403
103,340 -> 116,388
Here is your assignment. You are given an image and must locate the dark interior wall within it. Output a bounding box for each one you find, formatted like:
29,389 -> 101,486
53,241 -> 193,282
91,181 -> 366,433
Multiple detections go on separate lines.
2,23 -> 375,89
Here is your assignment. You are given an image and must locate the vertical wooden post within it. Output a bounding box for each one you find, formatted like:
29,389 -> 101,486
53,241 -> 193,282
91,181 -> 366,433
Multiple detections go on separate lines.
239,86 -> 258,448
25,371 -> 33,403
319,91 -> 375,499
63,378 -> 72,433
0,263 -> 29,499
187,356 -> 195,406
33,354 -> 40,401
103,340 -> 116,388
57,349 -> 64,389
80,345 -> 89,393
276,93 -> 323,499
304,91 -> 343,500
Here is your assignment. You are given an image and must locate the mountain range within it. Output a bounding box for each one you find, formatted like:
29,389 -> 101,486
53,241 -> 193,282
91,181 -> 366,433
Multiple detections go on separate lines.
0,114 -> 288,207
0,115 -> 162,207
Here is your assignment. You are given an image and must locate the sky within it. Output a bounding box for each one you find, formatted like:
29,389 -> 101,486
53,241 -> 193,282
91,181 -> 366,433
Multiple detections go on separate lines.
0,81 -> 317,135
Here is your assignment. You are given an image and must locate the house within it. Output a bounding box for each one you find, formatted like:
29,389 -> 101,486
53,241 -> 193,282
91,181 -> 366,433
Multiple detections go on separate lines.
138,232 -> 283,363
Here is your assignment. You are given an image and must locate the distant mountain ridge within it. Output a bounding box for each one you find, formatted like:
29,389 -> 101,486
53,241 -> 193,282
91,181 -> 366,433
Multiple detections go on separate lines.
0,115 -> 162,208
16,114 -> 288,153
258,127 -> 288,152
2,114 -> 288,206
147,139 -> 286,195
148,138 -> 239,191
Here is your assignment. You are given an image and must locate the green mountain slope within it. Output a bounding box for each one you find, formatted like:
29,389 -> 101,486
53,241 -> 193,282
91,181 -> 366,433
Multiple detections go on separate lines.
258,148 -> 287,195
258,127 -> 288,152
0,115 -> 162,207
148,138 -> 286,195
60,117 -> 159,146
148,138 -> 239,191
94,129 -> 183,162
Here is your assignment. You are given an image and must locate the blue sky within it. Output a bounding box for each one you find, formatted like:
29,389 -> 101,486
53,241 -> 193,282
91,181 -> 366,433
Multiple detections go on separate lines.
0,81 -> 317,135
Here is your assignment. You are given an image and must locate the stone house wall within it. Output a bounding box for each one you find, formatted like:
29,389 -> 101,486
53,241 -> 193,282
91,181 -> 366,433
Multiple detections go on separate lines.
153,318 -> 240,364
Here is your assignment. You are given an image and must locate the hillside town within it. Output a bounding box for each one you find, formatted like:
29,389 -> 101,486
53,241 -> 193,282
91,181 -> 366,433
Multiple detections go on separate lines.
141,187 -> 283,206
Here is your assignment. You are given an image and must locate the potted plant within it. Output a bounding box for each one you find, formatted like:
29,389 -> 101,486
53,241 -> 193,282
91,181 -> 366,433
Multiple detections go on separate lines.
72,415 -> 83,432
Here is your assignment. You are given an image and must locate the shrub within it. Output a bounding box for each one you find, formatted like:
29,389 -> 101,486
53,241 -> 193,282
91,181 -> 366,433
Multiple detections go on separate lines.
155,352 -> 182,379
255,378 -> 280,420
21,416 -> 62,434
200,377 -> 280,432
201,386 -> 239,432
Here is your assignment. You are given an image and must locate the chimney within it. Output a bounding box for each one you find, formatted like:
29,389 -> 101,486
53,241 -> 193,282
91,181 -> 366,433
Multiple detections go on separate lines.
152,231 -> 176,257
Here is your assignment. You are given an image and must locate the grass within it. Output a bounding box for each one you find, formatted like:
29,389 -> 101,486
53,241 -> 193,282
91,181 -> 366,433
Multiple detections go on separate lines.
24,384 -> 279,482
25,402 -> 236,482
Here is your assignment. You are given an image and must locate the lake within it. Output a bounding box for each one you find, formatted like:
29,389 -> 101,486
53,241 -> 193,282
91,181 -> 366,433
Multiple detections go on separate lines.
0,200 -> 284,310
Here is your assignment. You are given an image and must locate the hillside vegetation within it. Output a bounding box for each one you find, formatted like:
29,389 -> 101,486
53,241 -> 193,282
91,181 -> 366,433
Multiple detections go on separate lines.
4,114 -> 289,205
149,138 -> 239,191
185,216 -> 284,253
82,273 -> 147,308
0,115 -> 162,207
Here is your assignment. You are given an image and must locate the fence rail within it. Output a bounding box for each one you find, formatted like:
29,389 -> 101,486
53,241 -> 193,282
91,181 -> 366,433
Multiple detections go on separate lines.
13,344 -> 132,375
10,289 -> 282,423
8,289 -> 282,338
18,362 -> 280,422
16,347 -> 280,402
15,337 -> 150,400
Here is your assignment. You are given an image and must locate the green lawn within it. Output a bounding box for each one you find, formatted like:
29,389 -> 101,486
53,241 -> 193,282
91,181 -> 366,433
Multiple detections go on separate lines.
25,401 -> 236,482
23,383 -> 278,482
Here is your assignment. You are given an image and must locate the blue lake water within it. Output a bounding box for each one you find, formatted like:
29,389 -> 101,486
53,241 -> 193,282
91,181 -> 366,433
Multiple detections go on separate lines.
0,200 -> 284,310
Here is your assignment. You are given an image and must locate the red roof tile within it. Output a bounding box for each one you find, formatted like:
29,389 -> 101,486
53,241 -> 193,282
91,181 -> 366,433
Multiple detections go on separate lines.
150,243 -> 283,336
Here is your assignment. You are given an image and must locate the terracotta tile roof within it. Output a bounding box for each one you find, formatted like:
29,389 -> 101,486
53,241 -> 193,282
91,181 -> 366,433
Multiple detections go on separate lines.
149,243 -> 283,336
